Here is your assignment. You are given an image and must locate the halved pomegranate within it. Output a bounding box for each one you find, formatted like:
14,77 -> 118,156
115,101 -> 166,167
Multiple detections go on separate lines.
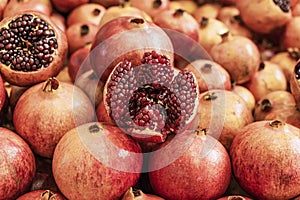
97,50 -> 199,143
0,11 -> 68,86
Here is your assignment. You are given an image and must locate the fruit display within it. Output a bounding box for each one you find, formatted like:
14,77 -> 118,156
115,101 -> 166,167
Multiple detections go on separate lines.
0,0 -> 300,199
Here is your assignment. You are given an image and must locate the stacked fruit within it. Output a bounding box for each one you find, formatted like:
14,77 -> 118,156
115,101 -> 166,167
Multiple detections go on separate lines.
0,0 -> 300,199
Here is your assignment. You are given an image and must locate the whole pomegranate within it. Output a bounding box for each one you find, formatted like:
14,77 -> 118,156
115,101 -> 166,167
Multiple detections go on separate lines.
0,127 -> 36,200
230,120 -> 300,199
13,77 -> 95,158
148,129 -> 232,199
210,33 -> 260,84
236,0 -> 292,34
0,11 -> 68,86
16,190 -> 65,200
245,61 -> 287,101
52,122 -> 143,200
97,50 -> 200,143
197,89 -> 253,150
90,16 -> 174,83
184,59 -> 231,93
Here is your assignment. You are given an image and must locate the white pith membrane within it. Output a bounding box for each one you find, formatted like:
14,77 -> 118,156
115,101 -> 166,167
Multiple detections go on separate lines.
103,51 -> 199,142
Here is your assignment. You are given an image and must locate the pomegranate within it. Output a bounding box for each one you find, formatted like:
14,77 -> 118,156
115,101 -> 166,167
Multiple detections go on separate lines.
217,196 -> 252,200
66,22 -> 98,54
210,33 -> 260,84
91,0 -> 122,8
198,17 -> 229,52
129,0 -> 170,18
98,4 -> 152,29
197,89 -> 253,150
75,70 -> 104,107
184,59 -> 231,93
97,50 -> 199,143
16,190 -> 65,200
153,9 -> 199,42
148,129 -> 231,199
216,6 -> 252,38
67,44 -> 91,82
169,0 -> 198,14
281,16 -> 300,49
51,0 -> 89,13
52,122 -> 143,200
270,47 -> 299,80
231,85 -> 255,111
121,187 -> 164,200
0,11 -> 68,86
13,77 -> 95,158
0,127 -> 36,200
230,120 -> 300,199
49,12 -> 66,32
254,90 -> 296,121
192,3 -> 221,20
67,3 -> 106,27
245,61 -> 287,101
236,0 -> 292,34
90,16 -> 174,83
3,0 -> 53,18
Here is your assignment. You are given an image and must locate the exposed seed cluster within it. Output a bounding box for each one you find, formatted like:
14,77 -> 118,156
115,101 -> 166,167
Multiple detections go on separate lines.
273,0 -> 290,12
106,51 -> 198,138
0,14 -> 58,72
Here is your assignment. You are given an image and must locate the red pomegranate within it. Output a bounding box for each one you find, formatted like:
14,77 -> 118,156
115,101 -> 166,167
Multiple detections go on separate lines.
129,0 -> 170,18
245,61 -> 287,101
198,17 -> 229,52
121,187 -> 164,200
148,129 -> 232,199
0,11 -> 68,86
231,85 -> 255,111
281,16 -> 300,49
67,3 -> 106,26
236,0 -> 292,34
97,50 -> 200,143
254,90 -> 296,121
66,22 -> 98,54
210,33 -> 260,84
197,89 -> 253,150
51,0 -> 89,13
13,77 -> 95,158
52,122 -> 143,200
184,59 -> 231,93
3,0 -> 53,18
90,16 -> 174,83
230,120 -> 300,199
16,190 -> 65,200
0,127 -> 36,200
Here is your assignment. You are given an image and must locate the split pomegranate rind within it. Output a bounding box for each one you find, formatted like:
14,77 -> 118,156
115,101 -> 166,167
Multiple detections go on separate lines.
101,51 -> 199,143
0,11 -> 68,86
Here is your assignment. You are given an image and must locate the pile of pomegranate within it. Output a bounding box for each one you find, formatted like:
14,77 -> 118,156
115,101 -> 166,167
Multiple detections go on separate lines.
1,0 -> 300,199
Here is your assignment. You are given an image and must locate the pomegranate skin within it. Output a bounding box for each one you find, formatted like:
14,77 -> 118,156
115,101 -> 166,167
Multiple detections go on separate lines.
51,0 -> 89,13
149,132 -> 232,199
13,79 -> 95,158
281,16 -> 300,49
230,120 -> 300,199
16,190 -> 65,200
52,122 -> 143,200
0,74 -> 6,113
0,127 -> 36,200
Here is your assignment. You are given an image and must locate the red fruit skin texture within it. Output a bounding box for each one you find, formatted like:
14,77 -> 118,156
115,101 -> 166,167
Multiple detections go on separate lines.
230,121 -> 300,200
16,190 -> 65,200
0,127 -> 36,200
52,122 -> 143,200
51,0 -> 89,13
0,74 -> 6,112
149,134 -> 232,200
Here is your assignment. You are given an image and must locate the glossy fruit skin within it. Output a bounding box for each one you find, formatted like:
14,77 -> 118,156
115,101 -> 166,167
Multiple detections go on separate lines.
230,120 -> 300,199
0,127 -> 36,200
149,132 -> 232,200
13,79 -> 95,158
52,122 -> 143,200
16,190 -> 65,200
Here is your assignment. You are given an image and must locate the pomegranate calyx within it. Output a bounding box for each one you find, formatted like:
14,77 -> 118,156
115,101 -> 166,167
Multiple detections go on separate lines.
269,119 -> 285,128
80,25 -> 89,36
287,48 -> 300,60
228,196 -> 247,200
195,128 -> 207,136
42,77 -> 59,92
173,9 -> 185,17
201,63 -> 213,73
88,124 -> 101,133
260,99 -> 272,112
153,0 -> 162,9
200,17 -> 209,27
40,190 -> 56,200
204,92 -> 218,101
219,31 -> 231,42
93,8 -> 101,16
258,62 -> 265,71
